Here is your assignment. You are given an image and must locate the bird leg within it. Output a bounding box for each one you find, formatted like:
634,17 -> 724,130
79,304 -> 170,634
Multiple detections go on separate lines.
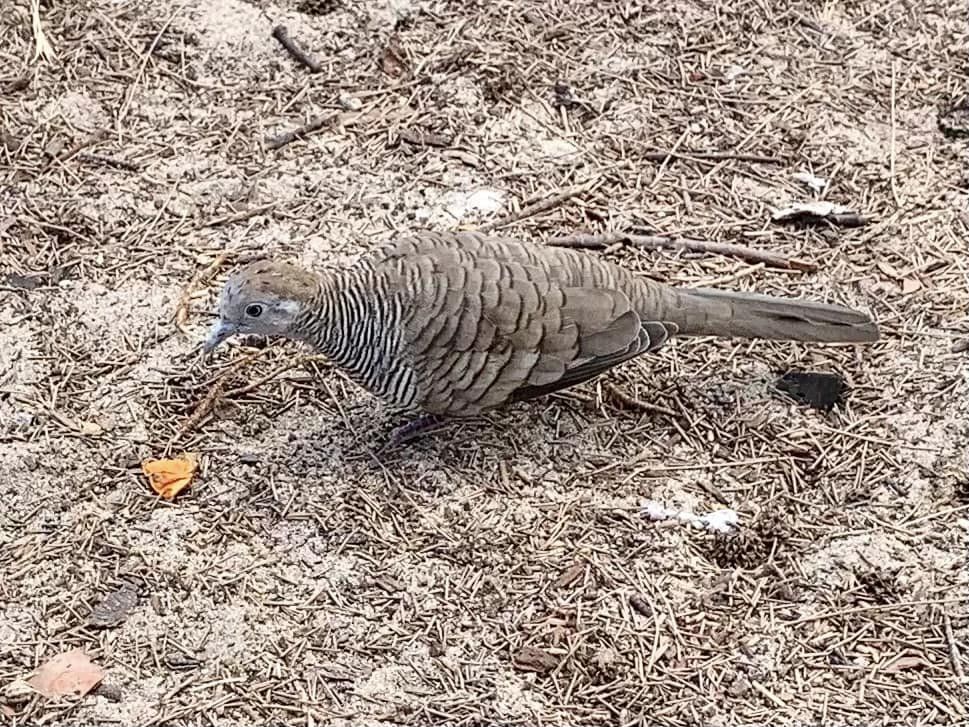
379,414 -> 446,451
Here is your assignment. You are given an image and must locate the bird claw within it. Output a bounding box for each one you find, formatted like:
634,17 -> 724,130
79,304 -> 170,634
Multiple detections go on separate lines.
377,414 -> 445,453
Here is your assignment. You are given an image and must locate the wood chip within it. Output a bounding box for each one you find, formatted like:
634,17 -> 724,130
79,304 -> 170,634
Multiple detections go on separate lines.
629,594 -> 654,616
380,39 -> 407,77
554,562 -> 584,588
86,583 -> 138,628
94,682 -> 123,701
512,646 -> 559,674
397,129 -> 452,148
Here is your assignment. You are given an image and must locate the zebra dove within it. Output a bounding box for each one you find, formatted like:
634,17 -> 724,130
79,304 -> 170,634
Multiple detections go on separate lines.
203,231 -> 879,443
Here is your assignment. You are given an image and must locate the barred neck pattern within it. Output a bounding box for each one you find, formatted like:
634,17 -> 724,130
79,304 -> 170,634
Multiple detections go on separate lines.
293,266 -> 418,410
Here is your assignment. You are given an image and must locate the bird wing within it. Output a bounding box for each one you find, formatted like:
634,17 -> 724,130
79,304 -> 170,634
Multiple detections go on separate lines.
380,232 -> 672,416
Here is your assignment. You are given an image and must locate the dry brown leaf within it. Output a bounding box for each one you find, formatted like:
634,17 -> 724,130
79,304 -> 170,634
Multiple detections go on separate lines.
26,649 -> 103,699
141,453 -> 198,500
512,646 -> 559,674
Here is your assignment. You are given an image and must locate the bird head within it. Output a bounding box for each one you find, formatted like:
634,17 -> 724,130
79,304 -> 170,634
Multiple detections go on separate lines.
203,260 -> 320,353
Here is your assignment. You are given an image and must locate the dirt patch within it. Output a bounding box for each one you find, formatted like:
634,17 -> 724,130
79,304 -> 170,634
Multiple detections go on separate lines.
1,0 -> 967,725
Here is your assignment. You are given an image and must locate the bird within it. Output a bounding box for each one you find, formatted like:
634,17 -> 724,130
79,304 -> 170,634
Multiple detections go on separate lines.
203,231 -> 879,446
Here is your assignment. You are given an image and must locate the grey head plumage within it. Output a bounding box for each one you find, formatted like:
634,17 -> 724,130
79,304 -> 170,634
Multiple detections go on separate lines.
203,260 -> 320,352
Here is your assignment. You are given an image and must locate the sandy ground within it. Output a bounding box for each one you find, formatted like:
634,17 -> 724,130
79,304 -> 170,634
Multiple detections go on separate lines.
1,0 -> 968,724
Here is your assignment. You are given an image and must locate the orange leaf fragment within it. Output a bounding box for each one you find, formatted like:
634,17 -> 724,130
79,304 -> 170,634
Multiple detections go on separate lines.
26,649 -> 103,699
141,453 -> 198,500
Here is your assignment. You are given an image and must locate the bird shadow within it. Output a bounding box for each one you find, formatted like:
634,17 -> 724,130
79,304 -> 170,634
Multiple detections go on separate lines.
337,393 -> 633,473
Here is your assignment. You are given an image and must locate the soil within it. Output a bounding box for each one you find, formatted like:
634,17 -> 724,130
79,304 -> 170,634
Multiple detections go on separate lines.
1,0 -> 967,724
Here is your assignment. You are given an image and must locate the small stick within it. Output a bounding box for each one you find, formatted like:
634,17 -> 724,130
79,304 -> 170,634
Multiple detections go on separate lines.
629,594 -> 654,617
223,354 -> 327,398
602,382 -> 677,417
166,349 -> 272,450
772,205 -> 871,228
118,2 -> 185,122
170,352 -> 329,449
77,152 -> 141,172
41,129 -> 108,173
889,61 -> 901,208
826,213 -> 870,228
265,115 -> 335,150
548,231 -> 817,272
794,12 -> 825,34
785,596 -> 966,625
480,184 -> 591,233
30,0 -> 56,63
640,150 -> 784,165
397,128 -> 452,148
174,251 -> 231,333
750,681 -> 788,709
943,612 -> 966,683
271,25 -> 322,73
168,377 -> 225,450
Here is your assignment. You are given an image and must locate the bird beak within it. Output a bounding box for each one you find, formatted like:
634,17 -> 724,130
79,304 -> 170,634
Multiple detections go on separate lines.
203,319 -> 236,353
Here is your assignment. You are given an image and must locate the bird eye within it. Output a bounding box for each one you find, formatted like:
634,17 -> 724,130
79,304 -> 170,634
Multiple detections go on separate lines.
245,304 -> 263,318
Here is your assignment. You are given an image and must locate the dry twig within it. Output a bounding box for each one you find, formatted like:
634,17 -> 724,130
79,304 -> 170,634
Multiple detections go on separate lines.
548,232 -> 818,272
641,150 -> 784,165
167,378 -> 225,451
271,24 -> 322,73
77,152 -> 141,172
40,129 -> 107,174
480,184 -> 592,232
265,115 -> 337,150
224,354 -> 328,398
168,350 -> 326,450
29,0 -> 56,63
167,349 -> 273,448
396,128 -> 452,148
943,612 -> 966,683
174,251 -> 232,333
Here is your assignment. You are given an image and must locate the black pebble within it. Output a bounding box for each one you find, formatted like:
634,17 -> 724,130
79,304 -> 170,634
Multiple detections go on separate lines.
774,371 -> 846,411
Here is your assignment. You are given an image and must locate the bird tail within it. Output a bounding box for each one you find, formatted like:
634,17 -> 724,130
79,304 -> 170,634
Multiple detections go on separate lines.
665,287 -> 880,343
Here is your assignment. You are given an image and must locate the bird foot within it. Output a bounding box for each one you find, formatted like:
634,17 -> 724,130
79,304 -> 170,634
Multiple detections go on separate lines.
378,414 -> 446,453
